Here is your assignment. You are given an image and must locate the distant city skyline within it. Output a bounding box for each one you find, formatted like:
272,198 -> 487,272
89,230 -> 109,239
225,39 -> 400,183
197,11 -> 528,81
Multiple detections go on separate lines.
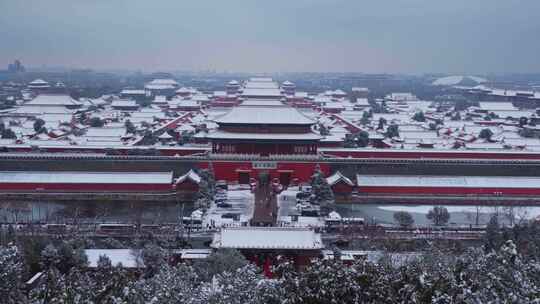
1,0 -> 539,74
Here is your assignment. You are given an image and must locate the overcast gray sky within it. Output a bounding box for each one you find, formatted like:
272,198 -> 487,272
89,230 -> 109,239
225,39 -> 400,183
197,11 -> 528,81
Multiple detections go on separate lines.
1,0 -> 539,74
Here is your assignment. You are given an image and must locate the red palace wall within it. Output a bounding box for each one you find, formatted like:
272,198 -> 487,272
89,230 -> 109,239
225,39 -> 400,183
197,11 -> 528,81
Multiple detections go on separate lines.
321,149 -> 540,160
358,186 -> 540,196
0,183 -> 172,192
198,161 -> 330,183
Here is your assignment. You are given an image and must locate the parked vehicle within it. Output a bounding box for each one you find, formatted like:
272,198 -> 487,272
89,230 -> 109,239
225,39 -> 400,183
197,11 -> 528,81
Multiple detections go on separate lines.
216,180 -> 228,191
217,202 -> 232,208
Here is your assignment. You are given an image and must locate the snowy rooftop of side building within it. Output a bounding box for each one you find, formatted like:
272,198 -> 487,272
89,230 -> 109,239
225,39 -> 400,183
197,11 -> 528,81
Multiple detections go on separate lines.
386,93 -> 417,101
153,95 -> 168,104
175,169 -> 201,184
85,249 -> 143,268
0,171 -> 173,184
85,127 -> 126,138
214,105 -> 315,125
211,227 -> 324,250
478,102 -> 518,111
326,171 -> 354,186
111,99 -> 138,108
120,89 -> 146,95
356,175 -> 540,188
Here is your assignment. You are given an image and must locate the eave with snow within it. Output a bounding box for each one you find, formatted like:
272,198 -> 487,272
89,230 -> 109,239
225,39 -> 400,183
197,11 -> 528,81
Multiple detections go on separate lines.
211,227 -> 324,250
174,169 -> 201,192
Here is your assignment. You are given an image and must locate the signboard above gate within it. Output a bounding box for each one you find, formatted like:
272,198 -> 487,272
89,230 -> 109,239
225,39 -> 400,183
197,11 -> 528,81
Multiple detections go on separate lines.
252,161 -> 277,170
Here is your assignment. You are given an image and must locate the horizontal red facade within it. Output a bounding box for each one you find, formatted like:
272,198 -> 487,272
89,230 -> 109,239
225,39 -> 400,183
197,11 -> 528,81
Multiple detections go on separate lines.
358,186 -> 540,195
198,161 -> 330,183
322,150 -> 540,160
0,183 -> 172,192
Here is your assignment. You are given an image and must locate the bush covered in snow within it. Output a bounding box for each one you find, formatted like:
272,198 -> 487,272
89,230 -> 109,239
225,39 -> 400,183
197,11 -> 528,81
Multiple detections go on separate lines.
5,220 -> 540,303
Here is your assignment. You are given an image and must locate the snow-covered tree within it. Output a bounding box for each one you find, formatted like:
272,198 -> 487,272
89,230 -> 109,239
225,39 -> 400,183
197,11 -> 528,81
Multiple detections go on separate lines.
121,264 -> 200,303
385,124 -> 399,138
413,111 -> 426,122
194,248 -> 248,282
195,264 -> 281,304
141,243 -> 167,277
394,211 -> 414,227
310,165 -> 335,212
0,245 -> 27,303
40,244 -> 60,269
427,206 -> 450,226
196,167 -> 217,211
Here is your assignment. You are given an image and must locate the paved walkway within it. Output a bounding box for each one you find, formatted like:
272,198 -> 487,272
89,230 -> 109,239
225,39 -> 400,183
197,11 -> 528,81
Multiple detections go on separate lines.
251,185 -> 277,226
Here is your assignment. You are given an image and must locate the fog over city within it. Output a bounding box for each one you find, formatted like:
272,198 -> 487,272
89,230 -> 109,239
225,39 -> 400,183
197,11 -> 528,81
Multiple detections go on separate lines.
1,0 -> 540,73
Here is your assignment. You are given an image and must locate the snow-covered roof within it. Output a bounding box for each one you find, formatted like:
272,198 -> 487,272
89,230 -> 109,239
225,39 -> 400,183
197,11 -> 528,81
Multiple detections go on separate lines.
153,95 -> 168,104
241,88 -> 282,97
85,127 -> 126,138
158,132 -> 173,139
214,106 -> 314,125
241,99 -> 284,107
85,249 -> 143,268
111,100 -> 138,108
322,103 -> 345,110
386,93 -> 417,101
176,249 -> 211,260
327,211 -> 342,220
26,94 -> 81,107
204,130 -> 321,141
356,175 -> 540,189
11,106 -> 75,115
432,75 -> 487,86
478,102 -> 518,111
0,171 -> 173,184
211,227 -> 324,250
145,84 -> 176,90
326,171 -> 354,186
29,79 -> 49,85
147,78 -> 178,86
175,169 -> 201,184
176,124 -> 196,132
120,89 -> 146,95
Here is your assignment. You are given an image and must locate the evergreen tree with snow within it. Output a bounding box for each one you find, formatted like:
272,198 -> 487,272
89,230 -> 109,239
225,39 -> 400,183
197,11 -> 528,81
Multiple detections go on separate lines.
310,165 -> 335,212
0,245 -> 27,303
194,248 -> 248,282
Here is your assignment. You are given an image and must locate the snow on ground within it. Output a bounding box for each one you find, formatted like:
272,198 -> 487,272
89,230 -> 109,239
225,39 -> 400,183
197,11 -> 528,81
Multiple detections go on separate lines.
203,189 -> 254,228
335,204 -> 540,226
277,189 -> 324,228
277,189 -> 299,218
378,205 -> 540,219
